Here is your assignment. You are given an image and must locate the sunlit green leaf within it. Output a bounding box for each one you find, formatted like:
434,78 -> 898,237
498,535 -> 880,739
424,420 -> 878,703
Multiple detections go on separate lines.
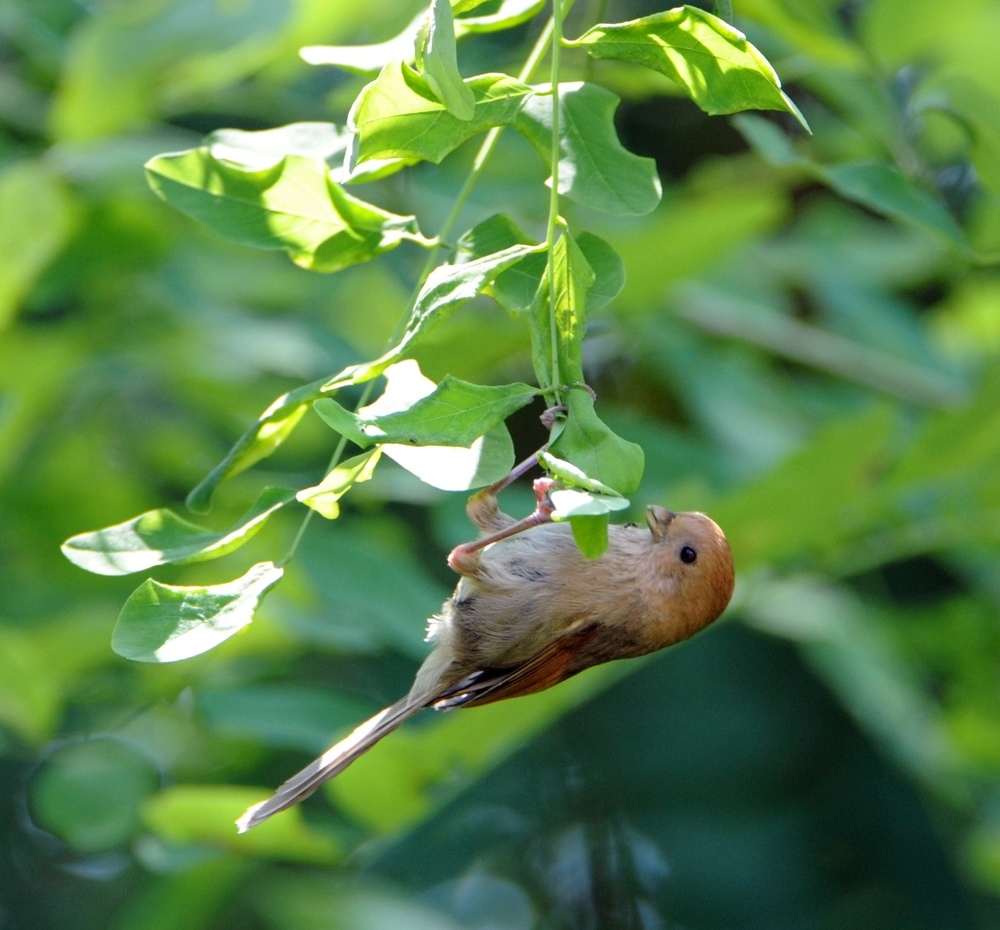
348,61 -> 531,166
112,562 -> 283,663
62,487 -> 295,576
296,449 -> 383,520
314,377 -> 537,447
569,5 -> 809,130
145,149 -> 428,272
416,0 -> 476,120
515,83 -> 662,215
205,122 -> 352,172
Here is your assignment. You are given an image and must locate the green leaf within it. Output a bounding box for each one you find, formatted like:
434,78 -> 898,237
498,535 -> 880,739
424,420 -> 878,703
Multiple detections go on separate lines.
318,361 -> 521,491
337,243 -> 540,384
822,161 -> 970,255
569,5 -> 809,131
205,122 -> 352,172
515,83 -> 662,215
416,0 -> 476,120
531,231 -> 594,390
348,61 -> 531,167
29,738 -> 160,853
314,376 -> 537,448
296,449 -> 383,520
735,116 -> 975,257
187,378 -> 323,512
455,0 -> 545,34
570,514 -> 611,558
547,390 -> 645,495
382,423 -> 516,491
0,160 -> 80,331
145,149 -> 427,272
197,685 -> 373,753
549,488 -> 631,559
458,218 -> 623,315
112,562 -> 283,663
62,487 -> 295,576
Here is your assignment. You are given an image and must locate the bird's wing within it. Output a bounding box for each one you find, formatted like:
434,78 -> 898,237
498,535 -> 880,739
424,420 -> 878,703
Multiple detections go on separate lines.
433,620 -> 601,709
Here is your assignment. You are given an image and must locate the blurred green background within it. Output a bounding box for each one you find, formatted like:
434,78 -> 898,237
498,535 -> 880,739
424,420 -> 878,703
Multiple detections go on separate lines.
3,0 -> 1000,927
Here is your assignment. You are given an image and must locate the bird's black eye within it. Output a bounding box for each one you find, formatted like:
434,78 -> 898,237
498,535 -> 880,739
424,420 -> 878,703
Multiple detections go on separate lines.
679,545 -> 698,564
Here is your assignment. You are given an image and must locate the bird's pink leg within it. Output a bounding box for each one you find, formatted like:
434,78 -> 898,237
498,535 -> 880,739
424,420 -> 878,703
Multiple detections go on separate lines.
448,476 -> 557,575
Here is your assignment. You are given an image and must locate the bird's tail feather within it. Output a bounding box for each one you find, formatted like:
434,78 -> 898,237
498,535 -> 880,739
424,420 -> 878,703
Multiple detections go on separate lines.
236,696 -> 422,832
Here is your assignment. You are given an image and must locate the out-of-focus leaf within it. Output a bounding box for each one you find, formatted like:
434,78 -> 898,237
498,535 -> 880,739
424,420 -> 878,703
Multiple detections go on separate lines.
143,786 -> 339,863
145,149 -> 427,272
348,62 -> 531,166
888,365 -> 1000,487
107,858 -> 251,930
0,631 -> 62,744
416,0 -> 476,120
823,161 -> 969,254
736,115 -> 976,257
713,406 -> 895,568
29,738 -> 160,853
0,161 -> 80,330
547,390 -> 645,496
297,449 -> 382,520
51,0 -> 293,141
197,685 -> 373,753
62,487 -> 295,576
745,576 -> 959,784
515,83 -> 662,215
569,6 -> 809,130
315,377 -> 537,448
112,562 -> 283,663
256,875 -> 464,930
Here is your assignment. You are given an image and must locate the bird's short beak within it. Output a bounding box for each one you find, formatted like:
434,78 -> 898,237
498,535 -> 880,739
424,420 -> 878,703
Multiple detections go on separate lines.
646,505 -> 676,541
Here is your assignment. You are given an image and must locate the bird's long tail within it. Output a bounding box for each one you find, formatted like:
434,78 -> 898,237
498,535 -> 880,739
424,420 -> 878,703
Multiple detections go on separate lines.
236,696 -> 423,832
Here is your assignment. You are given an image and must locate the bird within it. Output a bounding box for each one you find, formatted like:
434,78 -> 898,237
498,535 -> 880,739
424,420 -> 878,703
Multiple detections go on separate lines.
236,478 -> 735,832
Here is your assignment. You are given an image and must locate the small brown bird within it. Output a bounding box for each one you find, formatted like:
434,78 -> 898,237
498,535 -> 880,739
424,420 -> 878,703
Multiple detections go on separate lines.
236,479 -> 734,832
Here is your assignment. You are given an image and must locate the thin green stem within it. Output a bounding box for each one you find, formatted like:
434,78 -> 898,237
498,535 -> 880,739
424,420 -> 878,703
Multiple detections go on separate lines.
282,18 -> 559,563
279,378 -> 377,564
544,0 -> 566,408
432,16 -> 555,255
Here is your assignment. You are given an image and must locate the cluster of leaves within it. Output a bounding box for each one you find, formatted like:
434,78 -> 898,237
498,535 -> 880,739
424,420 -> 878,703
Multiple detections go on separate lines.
61,1 -> 807,665
3,0 -> 1000,927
